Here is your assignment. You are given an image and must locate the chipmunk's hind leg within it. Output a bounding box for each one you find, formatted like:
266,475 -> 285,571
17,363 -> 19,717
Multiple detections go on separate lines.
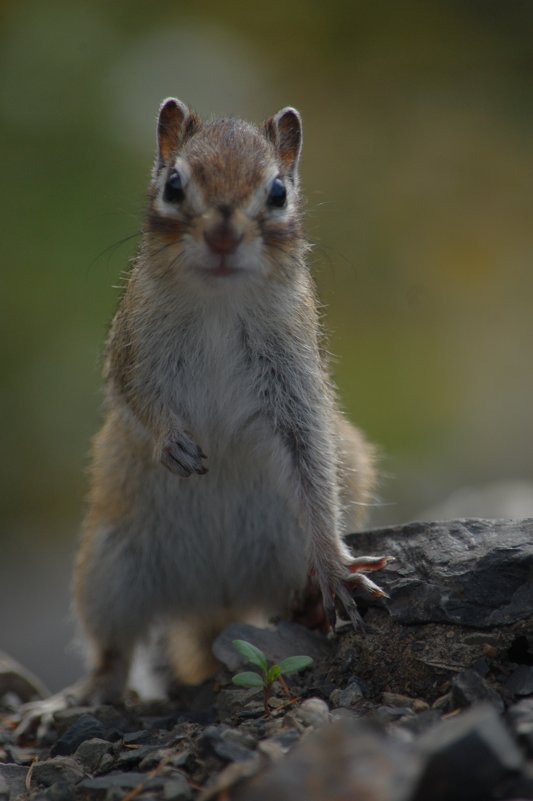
17,520 -> 150,741
293,417 -> 389,633
336,416 -> 377,532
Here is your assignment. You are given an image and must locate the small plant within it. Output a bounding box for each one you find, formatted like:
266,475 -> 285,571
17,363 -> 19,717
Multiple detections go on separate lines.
231,639 -> 313,716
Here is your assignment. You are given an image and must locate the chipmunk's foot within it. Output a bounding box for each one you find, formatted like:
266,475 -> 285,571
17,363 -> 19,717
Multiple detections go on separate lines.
15,679 -> 123,743
160,430 -> 207,477
317,555 -> 391,634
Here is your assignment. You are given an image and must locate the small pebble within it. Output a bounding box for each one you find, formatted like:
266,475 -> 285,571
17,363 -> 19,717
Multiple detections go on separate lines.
382,692 -> 414,708
140,747 -> 191,771
432,693 -> 451,710
31,756 -> 85,788
329,681 -> 364,709
373,706 -> 415,724
74,737 -> 115,773
43,780 -> 76,801
163,774 -> 193,800
451,670 -> 504,713
295,698 -> 330,728
51,714 -> 108,756
115,745 -> 157,769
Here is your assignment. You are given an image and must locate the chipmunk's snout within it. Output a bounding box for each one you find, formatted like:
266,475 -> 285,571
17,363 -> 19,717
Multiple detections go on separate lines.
203,209 -> 244,256
204,223 -> 243,256
194,206 -> 261,279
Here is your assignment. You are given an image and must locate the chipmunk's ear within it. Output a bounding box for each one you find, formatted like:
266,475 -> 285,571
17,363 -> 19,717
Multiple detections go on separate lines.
156,98 -> 200,167
264,107 -> 303,177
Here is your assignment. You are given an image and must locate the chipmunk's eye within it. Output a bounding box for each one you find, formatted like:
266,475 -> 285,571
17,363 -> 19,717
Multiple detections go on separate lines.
267,177 -> 287,208
164,170 -> 185,204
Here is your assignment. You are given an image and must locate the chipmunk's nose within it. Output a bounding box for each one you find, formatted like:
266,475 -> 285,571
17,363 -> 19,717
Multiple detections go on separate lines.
204,221 -> 243,255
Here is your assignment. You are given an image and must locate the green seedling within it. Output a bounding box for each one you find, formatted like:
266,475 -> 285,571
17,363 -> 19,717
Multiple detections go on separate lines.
231,639 -> 313,716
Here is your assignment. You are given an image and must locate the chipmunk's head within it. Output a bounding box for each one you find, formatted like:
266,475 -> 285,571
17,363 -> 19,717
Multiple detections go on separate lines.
146,98 -> 306,285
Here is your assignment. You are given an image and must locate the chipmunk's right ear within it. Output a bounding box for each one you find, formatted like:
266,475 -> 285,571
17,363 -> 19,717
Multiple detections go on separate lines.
264,107 -> 303,178
156,98 -> 200,168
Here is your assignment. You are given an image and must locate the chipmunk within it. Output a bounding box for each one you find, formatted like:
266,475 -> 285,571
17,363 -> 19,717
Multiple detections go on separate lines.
23,99 -> 388,718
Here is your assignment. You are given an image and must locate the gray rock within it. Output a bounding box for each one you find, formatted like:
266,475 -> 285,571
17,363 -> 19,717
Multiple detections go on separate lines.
199,725 -> 256,763
329,681 -> 364,709
347,518 -> 533,627
221,728 -> 257,751
52,704 -> 126,734
78,771 -> 166,792
293,697 -> 330,728
373,706 -> 415,725
104,790 -> 126,801
0,764 -> 27,799
74,737 -> 115,773
42,780 -> 77,801
412,703 -> 523,801
98,753 -> 115,773
163,773 -> 193,800
114,744 -> 159,769
506,664 -> 533,696
0,774 -> 7,801
31,756 -> 85,788
451,669 -> 504,712
50,713 -> 108,756
139,747 -> 191,771
122,729 -> 153,745
382,693 -> 428,711
51,706 -> 98,731
215,688 -> 263,721
213,621 -> 330,672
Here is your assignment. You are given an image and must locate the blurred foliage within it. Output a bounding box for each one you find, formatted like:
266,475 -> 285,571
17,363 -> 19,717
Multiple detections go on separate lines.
1,0 -> 533,539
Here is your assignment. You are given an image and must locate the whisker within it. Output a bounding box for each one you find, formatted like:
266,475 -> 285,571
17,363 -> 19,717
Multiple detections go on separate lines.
88,231 -> 143,274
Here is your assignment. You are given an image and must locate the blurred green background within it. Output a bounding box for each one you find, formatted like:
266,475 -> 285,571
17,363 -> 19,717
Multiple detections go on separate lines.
1,0 -> 533,686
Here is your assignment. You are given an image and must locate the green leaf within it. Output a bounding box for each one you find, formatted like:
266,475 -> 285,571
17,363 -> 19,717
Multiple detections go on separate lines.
277,655 -> 314,675
231,671 -> 265,688
232,639 -> 269,675
267,665 -> 282,684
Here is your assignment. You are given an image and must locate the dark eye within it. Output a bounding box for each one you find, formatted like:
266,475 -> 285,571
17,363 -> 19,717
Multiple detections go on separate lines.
267,177 -> 287,208
164,170 -> 185,204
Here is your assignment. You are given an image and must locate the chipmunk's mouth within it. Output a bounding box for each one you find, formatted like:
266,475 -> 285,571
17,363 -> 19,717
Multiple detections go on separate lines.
203,256 -> 243,278
211,263 -> 240,277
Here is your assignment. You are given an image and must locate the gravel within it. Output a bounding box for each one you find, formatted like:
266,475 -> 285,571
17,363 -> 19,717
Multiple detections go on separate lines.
1,517 -> 533,800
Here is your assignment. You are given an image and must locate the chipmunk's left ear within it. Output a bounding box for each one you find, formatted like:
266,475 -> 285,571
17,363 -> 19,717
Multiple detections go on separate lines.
264,107 -> 302,177
156,97 -> 201,168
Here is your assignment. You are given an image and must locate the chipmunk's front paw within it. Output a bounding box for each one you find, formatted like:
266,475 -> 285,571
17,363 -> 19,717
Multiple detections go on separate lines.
160,431 -> 208,477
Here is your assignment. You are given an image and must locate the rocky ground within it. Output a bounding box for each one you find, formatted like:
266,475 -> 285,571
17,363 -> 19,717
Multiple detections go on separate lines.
1,518 -> 533,801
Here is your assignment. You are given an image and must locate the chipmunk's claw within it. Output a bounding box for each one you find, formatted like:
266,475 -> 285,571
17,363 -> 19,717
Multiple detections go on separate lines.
16,683 -> 88,743
161,431 -> 207,477
315,553 -> 390,633
324,594 -> 337,630
347,555 -> 392,574
346,555 -> 392,599
335,583 -> 366,633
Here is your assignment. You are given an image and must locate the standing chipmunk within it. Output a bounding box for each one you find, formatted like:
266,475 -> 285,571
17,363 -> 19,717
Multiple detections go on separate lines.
26,99 -> 388,714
